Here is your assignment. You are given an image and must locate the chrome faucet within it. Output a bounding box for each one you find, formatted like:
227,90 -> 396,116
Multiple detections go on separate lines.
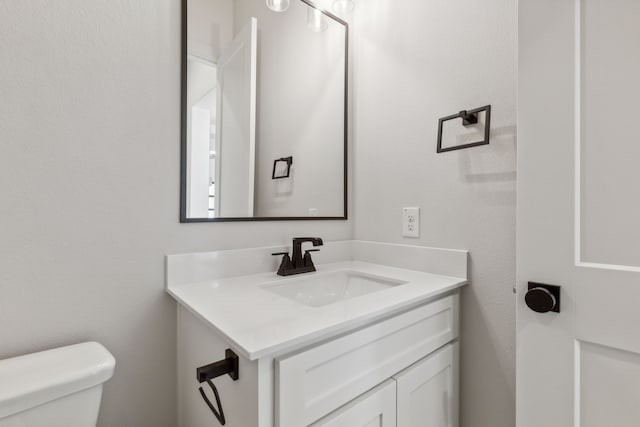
272,237 -> 323,276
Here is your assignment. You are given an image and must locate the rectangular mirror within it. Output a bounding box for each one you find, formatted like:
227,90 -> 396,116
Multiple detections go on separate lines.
181,0 -> 348,222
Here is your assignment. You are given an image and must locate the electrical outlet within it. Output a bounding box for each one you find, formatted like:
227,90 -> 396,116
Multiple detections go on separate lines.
402,207 -> 420,238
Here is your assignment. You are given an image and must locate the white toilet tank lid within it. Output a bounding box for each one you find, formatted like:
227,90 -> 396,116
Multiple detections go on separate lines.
0,341 -> 115,419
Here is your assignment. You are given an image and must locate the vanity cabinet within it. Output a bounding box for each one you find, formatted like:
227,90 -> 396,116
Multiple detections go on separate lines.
176,292 -> 460,427
170,242 -> 467,427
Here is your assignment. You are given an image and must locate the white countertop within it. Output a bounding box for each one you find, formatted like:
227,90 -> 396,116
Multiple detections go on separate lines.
168,260 -> 467,360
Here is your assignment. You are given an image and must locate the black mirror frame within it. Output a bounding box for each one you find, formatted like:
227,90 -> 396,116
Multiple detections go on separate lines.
179,0 -> 349,223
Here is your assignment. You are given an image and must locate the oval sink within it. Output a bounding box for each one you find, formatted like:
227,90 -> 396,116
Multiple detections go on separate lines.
262,270 -> 407,307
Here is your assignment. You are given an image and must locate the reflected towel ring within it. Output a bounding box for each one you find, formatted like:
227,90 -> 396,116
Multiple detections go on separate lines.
199,379 -> 226,425
272,156 -> 293,179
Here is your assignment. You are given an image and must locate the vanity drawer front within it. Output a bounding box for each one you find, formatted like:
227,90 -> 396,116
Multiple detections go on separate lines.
275,294 -> 459,427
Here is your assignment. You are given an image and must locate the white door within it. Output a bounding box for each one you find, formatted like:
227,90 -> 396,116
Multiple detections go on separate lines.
394,343 -> 458,427
310,380 -> 396,427
215,18 -> 257,217
517,1 -> 640,426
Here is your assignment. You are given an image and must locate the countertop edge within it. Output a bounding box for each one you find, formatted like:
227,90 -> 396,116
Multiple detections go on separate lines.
169,276 -> 468,361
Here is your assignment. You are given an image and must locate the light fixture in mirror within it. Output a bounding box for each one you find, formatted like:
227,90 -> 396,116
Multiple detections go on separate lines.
307,8 -> 328,32
332,0 -> 354,13
181,0 -> 348,222
266,0 -> 290,12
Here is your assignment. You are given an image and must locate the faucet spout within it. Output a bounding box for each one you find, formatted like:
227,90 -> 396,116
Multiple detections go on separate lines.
291,237 -> 324,270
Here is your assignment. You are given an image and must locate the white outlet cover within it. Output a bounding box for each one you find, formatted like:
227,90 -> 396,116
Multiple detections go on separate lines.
402,207 -> 420,238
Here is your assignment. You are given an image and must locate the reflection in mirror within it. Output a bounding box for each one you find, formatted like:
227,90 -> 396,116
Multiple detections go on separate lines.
181,0 -> 348,221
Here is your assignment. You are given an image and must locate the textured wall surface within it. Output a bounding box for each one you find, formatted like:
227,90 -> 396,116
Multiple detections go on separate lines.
352,0 -> 517,426
0,2 -> 351,426
1,0 -> 515,426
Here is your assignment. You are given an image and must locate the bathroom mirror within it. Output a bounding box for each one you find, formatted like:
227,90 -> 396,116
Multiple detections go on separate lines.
181,0 -> 348,222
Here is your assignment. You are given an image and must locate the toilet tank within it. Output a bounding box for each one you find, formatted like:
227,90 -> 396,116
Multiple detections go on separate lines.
0,342 -> 115,427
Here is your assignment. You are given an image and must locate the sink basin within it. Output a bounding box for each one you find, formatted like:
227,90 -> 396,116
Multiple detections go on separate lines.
262,270 -> 407,307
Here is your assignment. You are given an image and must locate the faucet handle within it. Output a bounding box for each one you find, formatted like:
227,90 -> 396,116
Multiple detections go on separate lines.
302,249 -> 320,271
272,252 -> 292,276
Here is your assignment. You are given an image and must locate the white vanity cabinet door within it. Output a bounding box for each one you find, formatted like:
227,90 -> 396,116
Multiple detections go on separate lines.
310,380 -> 397,427
393,343 -> 458,427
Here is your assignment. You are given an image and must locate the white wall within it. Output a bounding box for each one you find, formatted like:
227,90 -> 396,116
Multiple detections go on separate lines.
352,1 -> 517,426
0,2 -> 351,427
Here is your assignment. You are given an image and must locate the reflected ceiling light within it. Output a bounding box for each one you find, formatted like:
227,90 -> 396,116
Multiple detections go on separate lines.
266,0 -> 289,12
332,0 -> 354,13
308,8 -> 328,32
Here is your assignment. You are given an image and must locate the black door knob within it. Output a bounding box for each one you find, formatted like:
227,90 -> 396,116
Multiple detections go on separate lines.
525,282 -> 561,313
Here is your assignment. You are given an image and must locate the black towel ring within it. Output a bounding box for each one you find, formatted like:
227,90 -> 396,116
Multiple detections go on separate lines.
196,349 -> 239,426
199,379 -> 226,425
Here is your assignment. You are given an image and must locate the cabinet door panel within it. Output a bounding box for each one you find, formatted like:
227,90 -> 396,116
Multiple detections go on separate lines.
311,380 -> 396,427
394,343 -> 458,427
